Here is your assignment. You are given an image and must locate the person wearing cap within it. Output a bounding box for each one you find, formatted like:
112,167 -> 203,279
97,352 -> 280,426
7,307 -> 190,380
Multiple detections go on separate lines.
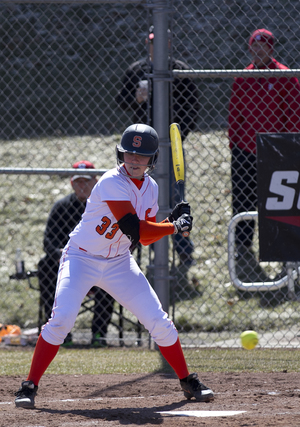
228,28 -> 300,283
116,26 -> 199,287
116,27 -> 199,141
38,160 -> 114,346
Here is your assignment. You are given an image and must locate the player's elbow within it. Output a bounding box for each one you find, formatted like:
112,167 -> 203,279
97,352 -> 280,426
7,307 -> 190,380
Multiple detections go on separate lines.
140,238 -> 155,246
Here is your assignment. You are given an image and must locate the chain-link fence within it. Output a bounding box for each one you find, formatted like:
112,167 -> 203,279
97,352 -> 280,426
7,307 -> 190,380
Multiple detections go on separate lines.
1,0 -> 300,349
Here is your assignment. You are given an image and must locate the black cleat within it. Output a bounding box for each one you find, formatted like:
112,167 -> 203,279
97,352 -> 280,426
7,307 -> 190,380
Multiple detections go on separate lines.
15,380 -> 38,409
180,373 -> 214,402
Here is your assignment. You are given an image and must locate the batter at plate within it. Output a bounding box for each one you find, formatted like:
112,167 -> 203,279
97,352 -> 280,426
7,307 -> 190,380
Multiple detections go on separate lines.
14,123 -> 214,408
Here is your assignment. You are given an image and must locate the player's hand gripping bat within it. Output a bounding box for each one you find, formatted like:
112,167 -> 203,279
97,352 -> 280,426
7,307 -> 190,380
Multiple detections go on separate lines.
169,123 -> 190,237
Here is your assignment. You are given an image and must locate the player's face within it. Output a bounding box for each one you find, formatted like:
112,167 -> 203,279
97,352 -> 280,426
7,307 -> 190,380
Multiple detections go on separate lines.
250,40 -> 273,67
71,177 -> 97,202
123,152 -> 151,179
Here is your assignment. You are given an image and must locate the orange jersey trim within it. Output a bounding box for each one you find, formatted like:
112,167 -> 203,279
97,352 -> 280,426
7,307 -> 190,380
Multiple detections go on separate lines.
139,219 -> 174,246
106,200 -> 174,246
107,201 -> 135,221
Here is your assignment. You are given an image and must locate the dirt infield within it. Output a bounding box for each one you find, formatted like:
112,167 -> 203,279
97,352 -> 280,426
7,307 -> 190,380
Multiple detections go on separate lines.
2,372 -> 300,426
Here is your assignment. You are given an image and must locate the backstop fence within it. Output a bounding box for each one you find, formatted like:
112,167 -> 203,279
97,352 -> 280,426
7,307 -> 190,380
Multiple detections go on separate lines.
1,0 -> 300,349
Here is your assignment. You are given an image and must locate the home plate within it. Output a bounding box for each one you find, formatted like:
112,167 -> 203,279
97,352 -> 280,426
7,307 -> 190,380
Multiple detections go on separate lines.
158,410 -> 246,417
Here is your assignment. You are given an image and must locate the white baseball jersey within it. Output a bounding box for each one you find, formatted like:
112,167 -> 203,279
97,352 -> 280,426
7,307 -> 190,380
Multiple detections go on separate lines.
69,166 -> 159,257
41,165 -> 178,348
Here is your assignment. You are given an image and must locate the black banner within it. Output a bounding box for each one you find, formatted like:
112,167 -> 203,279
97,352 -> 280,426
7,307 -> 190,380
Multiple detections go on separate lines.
257,133 -> 300,262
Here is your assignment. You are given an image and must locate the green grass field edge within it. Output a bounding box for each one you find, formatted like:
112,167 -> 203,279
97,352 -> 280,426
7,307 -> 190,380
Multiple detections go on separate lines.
1,347 -> 299,376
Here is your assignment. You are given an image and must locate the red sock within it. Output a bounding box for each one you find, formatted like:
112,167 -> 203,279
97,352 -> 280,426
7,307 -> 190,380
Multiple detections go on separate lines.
27,334 -> 60,386
158,337 -> 189,380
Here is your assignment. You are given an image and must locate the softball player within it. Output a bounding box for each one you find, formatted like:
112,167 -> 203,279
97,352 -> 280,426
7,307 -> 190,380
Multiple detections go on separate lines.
15,124 -> 214,408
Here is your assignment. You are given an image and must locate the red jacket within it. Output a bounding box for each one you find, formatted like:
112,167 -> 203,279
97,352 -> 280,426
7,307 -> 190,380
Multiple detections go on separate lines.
228,58 -> 300,154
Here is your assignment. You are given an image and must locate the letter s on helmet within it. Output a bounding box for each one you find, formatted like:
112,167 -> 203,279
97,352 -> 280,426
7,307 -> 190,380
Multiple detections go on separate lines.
116,124 -> 159,173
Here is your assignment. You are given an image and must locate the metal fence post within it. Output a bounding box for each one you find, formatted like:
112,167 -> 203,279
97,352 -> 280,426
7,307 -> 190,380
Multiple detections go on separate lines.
152,0 -> 171,314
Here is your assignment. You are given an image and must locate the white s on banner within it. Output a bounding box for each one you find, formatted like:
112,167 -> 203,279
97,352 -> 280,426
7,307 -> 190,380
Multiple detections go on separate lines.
257,133 -> 300,261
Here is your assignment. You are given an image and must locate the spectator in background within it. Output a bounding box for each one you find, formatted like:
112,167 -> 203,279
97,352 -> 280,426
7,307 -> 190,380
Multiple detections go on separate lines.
116,26 -> 199,288
228,28 -> 300,282
38,160 -> 114,347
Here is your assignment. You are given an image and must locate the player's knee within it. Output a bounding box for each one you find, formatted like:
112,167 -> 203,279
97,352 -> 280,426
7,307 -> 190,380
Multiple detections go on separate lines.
147,315 -> 178,346
42,310 -> 76,345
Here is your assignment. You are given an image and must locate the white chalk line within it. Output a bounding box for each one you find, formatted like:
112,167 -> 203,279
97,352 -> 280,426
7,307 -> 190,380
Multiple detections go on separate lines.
1,395 -> 144,406
158,410 -> 246,417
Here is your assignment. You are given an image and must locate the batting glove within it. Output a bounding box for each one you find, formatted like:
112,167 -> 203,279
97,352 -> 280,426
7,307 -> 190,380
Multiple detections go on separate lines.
168,201 -> 191,222
173,214 -> 193,235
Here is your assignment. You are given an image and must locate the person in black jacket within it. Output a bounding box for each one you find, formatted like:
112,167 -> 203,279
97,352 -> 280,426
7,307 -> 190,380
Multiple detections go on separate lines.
116,27 -> 198,281
38,160 -> 114,346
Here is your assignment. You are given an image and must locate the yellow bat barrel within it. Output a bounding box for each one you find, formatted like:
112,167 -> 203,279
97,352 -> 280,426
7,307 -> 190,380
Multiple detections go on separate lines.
170,123 -> 184,184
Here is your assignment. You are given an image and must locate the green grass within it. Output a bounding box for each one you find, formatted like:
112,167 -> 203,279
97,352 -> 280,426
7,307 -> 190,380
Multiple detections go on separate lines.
1,347 -> 299,376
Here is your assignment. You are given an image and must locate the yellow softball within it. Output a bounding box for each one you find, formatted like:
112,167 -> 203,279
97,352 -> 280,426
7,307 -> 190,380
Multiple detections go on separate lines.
240,330 -> 259,350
